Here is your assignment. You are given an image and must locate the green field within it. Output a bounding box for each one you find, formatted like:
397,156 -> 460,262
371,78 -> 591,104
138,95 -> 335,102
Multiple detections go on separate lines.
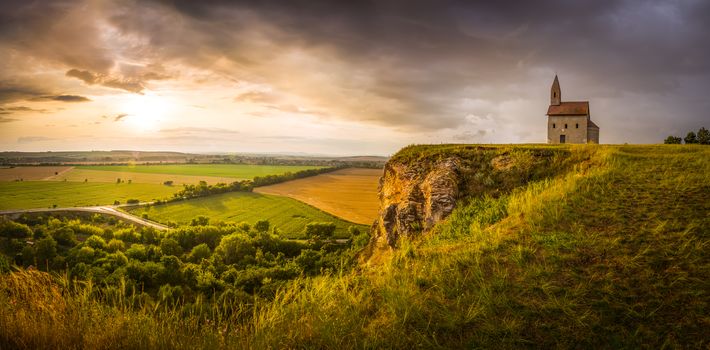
0,181 -> 179,209
77,164 -> 324,179
127,191 -> 366,238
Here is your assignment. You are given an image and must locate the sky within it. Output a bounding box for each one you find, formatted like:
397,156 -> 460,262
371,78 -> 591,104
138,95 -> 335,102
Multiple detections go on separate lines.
1,0 -> 708,156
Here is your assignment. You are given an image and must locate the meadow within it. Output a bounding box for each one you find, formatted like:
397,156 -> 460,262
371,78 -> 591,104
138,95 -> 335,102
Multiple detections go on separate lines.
0,145 -> 708,349
127,192 -> 367,238
0,181 -> 179,210
47,168 -> 237,185
77,164 -> 324,179
254,168 -> 381,225
0,166 -> 72,181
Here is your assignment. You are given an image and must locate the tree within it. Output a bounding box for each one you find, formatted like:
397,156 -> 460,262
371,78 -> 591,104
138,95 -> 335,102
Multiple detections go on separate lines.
190,215 -> 210,226
0,221 -> 33,239
189,243 -> 211,262
107,238 -> 126,252
684,131 -> 698,144
664,135 -> 682,144
304,222 -> 337,239
35,237 -> 58,268
697,127 -> 710,145
255,220 -> 270,233
160,238 -> 183,257
84,235 -> 107,250
51,227 -> 77,246
116,178 -> 121,184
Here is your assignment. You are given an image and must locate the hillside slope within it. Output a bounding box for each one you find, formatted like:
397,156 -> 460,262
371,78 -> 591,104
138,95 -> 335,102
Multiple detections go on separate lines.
1,145 -> 708,349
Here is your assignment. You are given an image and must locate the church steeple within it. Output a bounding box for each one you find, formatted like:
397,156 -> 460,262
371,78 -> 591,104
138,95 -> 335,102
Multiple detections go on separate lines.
551,75 -> 561,106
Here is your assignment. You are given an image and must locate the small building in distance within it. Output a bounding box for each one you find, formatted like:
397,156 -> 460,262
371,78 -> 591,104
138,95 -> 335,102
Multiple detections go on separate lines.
546,75 -> 599,144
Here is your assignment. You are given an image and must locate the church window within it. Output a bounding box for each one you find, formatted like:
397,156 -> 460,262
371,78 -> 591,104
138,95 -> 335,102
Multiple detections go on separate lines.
565,123 -> 568,129
553,123 -> 556,128
576,123 -> 579,129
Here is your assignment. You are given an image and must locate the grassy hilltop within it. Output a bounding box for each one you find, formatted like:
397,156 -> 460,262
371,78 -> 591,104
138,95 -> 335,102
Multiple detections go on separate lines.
1,144 -> 708,349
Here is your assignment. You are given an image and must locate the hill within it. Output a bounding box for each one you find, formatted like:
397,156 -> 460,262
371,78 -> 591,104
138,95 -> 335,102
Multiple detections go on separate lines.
0,144 -> 707,349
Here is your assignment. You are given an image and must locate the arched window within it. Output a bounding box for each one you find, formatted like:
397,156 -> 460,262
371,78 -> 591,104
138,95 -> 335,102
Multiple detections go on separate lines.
565,124 -> 568,129
576,123 -> 579,129
553,123 -> 556,128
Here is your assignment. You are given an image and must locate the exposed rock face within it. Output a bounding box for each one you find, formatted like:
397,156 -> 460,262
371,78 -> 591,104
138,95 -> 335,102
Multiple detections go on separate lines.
371,157 -> 461,251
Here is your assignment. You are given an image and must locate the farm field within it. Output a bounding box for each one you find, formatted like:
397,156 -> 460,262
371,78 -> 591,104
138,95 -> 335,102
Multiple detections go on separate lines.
0,181 -> 179,210
254,168 -> 381,225
76,164 -> 324,179
127,191 -> 367,238
0,166 -> 72,181
46,168 -> 237,185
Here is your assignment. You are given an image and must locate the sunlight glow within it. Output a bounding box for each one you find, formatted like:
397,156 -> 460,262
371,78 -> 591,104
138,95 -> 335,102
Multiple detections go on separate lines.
122,93 -> 173,132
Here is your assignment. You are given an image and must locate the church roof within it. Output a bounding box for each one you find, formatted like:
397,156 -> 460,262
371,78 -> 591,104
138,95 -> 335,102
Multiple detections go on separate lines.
588,120 -> 599,129
547,101 -> 589,116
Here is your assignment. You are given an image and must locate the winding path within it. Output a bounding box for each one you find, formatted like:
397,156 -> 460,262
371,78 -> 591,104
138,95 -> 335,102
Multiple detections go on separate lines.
0,204 -> 169,231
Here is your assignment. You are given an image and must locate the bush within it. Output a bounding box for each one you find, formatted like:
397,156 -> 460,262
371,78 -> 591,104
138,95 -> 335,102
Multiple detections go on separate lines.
160,238 -> 183,257
697,127 -> 710,144
84,235 -> 107,250
190,216 -> 210,227
126,199 -> 140,205
255,220 -> 270,233
189,243 -> 211,262
304,222 -> 336,239
0,221 -> 33,239
664,135 -> 682,144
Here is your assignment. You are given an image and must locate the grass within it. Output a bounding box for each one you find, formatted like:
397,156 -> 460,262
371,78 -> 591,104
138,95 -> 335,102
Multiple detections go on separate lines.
127,191 -> 366,238
77,164 -> 324,179
254,168 -> 381,225
0,181 -> 180,209
1,144 -> 708,349
47,168 -> 240,185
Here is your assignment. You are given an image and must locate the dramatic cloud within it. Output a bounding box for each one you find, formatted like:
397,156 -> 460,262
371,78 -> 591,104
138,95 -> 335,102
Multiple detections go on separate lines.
35,95 -> 91,103
1,0 -> 709,153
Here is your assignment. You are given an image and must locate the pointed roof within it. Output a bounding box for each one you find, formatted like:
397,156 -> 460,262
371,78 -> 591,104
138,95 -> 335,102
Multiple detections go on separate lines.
552,75 -> 560,89
588,120 -> 599,129
547,101 -> 589,116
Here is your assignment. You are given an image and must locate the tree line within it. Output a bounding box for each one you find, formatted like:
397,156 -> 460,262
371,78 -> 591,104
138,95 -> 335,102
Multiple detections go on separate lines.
0,213 -> 369,306
664,127 -> 709,144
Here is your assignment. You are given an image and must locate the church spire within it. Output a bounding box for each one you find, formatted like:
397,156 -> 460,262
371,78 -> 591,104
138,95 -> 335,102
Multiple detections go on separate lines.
551,75 -> 561,106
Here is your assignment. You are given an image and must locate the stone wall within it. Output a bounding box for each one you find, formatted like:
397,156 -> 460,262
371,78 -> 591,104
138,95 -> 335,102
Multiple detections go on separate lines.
548,115 -> 588,144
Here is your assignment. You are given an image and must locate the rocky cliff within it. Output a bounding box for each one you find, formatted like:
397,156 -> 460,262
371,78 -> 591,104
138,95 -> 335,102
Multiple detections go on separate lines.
366,145 -> 579,257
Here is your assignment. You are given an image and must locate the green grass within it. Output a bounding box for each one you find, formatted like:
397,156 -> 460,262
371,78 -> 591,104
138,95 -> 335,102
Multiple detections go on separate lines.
0,181 -> 179,209
1,145 -> 708,349
127,192 -> 365,238
77,164 -> 324,180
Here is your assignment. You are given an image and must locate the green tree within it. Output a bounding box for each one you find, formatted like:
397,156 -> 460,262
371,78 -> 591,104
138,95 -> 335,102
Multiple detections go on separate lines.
697,127 -> 710,144
214,233 -> 255,266
160,238 -> 182,257
51,227 -> 77,246
304,222 -> 337,239
684,131 -> 698,144
107,239 -> 126,252
84,235 -> 107,250
255,220 -> 270,233
0,221 -> 33,239
189,243 -> 211,262
664,135 -> 682,144
190,215 -> 210,226
21,246 -> 34,266
35,237 -> 58,269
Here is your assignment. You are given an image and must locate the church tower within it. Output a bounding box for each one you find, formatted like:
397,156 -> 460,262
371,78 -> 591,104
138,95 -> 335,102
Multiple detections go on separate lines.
551,75 -> 561,106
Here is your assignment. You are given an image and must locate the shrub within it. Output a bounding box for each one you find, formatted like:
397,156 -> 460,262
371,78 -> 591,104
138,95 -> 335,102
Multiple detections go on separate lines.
126,199 -> 140,205
0,221 -> 33,239
190,216 -> 210,226
84,235 -> 107,250
160,238 -> 182,257
304,222 -> 336,239
189,243 -> 211,263
664,135 -> 682,144
697,127 -> 710,144
255,220 -> 270,233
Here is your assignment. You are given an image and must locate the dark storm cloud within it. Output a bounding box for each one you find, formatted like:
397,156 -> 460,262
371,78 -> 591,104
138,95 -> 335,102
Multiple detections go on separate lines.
103,0 -> 709,132
1,0 -> 709,141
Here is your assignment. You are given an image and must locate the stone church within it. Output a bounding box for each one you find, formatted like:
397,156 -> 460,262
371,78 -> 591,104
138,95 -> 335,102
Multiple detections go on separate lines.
547,75 -> 599,144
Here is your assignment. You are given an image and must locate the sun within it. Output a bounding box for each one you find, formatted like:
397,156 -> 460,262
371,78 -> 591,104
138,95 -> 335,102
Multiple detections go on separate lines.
122,93 -> 173,132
